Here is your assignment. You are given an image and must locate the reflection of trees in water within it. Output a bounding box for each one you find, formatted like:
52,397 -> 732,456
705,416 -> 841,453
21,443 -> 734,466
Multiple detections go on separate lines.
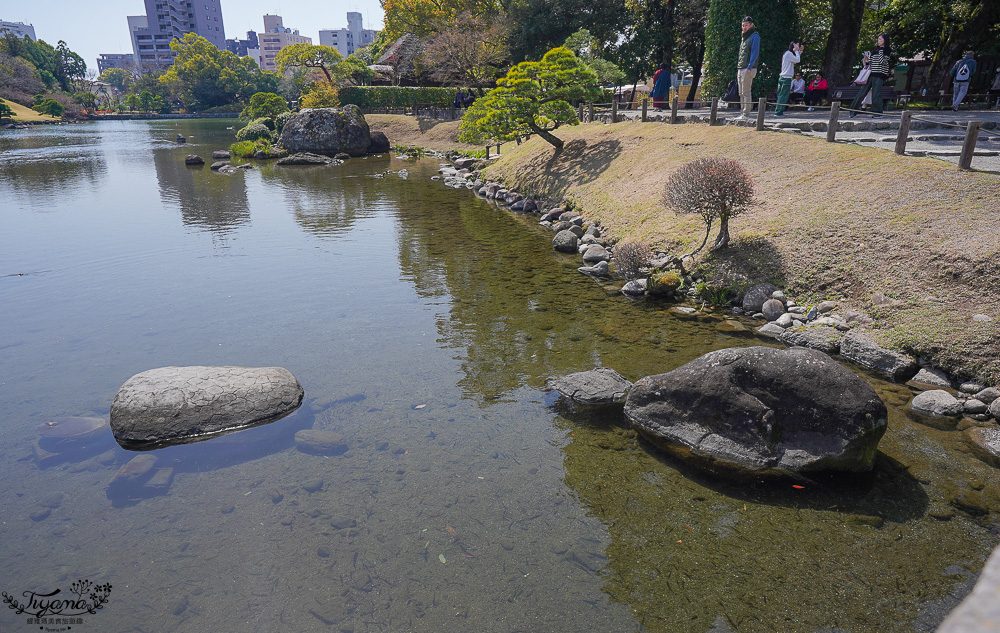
0,156 -> 107,205
151,147 -> 249,233
394,189 -> 612,405
274,167 -> 380,238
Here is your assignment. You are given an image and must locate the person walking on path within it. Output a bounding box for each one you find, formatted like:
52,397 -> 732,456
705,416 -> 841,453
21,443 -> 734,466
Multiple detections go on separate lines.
775,41 -> 803,116
950,51 -> 977,111
651,63 -> 670,109
735,16 -> 761,120
849,33 -> 891,118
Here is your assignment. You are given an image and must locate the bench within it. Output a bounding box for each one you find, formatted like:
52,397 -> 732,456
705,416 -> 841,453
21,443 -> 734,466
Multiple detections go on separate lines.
828,84 -> 897,109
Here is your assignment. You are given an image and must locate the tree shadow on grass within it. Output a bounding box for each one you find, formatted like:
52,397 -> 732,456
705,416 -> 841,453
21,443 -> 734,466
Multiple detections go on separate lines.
701,235 -> 789,291
416,118 -> 457,133
511,138 -> 622,200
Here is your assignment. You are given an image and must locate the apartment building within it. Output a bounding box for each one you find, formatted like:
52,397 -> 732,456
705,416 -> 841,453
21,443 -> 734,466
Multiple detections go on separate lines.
0,19 -> 36,41
318,13 -> 378,59
125,0 -> 226,69
258,15 -> 311,72
97,53 -> 137,73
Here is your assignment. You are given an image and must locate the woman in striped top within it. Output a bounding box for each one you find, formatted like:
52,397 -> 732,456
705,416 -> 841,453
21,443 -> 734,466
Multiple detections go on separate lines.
849,33 -> 892,118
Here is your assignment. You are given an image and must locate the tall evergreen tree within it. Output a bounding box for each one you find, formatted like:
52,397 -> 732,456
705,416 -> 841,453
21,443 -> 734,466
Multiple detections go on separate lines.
703,0 -> 798,99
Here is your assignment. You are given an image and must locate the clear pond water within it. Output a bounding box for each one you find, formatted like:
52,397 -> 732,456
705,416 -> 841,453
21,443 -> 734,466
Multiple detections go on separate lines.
0,119 -> 997,633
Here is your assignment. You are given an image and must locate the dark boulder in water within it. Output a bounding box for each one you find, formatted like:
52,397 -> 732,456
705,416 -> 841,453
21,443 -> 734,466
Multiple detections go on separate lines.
624,346 -> 888,477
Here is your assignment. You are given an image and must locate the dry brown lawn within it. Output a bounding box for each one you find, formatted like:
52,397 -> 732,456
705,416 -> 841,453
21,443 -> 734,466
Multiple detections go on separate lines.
371,115 -> 1000,384
1,97 -> 60,122
367,114 -> 479,152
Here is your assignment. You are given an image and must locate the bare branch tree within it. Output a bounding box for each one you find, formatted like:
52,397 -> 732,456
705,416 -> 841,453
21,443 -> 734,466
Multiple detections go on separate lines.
421,13 -> 508,92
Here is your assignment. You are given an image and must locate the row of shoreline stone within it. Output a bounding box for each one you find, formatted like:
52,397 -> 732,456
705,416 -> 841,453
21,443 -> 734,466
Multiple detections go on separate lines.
432,156 -> 1000,422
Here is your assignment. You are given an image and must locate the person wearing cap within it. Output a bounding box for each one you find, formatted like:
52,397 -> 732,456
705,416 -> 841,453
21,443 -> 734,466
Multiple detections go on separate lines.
735,15 -> 760,120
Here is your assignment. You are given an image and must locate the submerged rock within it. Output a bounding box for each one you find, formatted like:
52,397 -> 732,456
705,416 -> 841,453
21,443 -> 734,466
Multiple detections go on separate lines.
184,154 -> 203,165
963,426 -> 1000,468
295,429 -> 348,455
548,367 -> 633,405
276,152 -> 335,166
624,346 -> 888,477
110,366 -> 304,448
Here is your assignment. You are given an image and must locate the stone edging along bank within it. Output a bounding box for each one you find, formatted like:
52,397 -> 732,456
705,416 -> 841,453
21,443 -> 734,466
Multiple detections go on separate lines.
427,153 -> 1000,633
429,155 -> 1000,458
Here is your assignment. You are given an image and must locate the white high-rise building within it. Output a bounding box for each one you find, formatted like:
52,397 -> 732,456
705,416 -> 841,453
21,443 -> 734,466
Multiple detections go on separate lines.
0,19 -> 36,41
258,14 -> 311,72
319,13 -> 378,58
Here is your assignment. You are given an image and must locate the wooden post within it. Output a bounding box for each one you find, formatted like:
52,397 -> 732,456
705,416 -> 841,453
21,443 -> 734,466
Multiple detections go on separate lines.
611,99 -> 618,124
641,97 -> 648,122
450,104 -> 455,120
710,97 -> 719,126
578,102 -> 584,121
826,102 -> 840,142
485,145 -> 490,159
670,95 -> 679,124
755,97 -> 767,131
894,111 -> 912,155
588,102 -> 595,123
958,121 -> 981,170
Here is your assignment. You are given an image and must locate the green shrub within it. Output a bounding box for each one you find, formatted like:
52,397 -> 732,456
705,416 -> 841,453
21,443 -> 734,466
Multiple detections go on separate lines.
698,283 -> 735,308
0,102 -> 13,119
230,140 -> 262,158
648,271 -> 682,296
235,123 -> 272,142
275,111 -> 293,133
32,97 -> 64,117
613,242 -> 654,280
250,116 -> 276,131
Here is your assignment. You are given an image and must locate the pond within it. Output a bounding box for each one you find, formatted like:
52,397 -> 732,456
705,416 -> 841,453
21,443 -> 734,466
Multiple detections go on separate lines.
0,119 -> 997,633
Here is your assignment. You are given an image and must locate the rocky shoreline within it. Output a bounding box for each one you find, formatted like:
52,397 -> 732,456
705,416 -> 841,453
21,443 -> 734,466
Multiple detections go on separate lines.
429,153 -> 999,631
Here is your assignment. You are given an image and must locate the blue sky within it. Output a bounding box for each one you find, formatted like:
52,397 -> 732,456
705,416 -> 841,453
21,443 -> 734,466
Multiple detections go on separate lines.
6,0 -> 385,73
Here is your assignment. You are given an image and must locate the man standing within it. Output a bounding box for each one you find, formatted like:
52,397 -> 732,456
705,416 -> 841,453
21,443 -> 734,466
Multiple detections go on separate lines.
735,16 -> 760,120
950,51 -> 977,111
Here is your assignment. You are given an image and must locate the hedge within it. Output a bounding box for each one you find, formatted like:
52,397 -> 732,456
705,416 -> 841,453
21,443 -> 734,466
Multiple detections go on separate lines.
703,0 -> 798,100
332,86 -> 460,109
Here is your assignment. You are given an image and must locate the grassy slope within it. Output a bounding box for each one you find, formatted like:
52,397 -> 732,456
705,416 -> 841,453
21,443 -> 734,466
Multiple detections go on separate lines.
0,97 -> 60,122
367,114 -> 479,152
478,121 -> 1000,384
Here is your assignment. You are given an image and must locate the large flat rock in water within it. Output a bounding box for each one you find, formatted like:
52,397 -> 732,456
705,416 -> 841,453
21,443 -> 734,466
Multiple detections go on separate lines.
548,367 -> 633,404
110,366 -> 303,448
624,346 -> 888,477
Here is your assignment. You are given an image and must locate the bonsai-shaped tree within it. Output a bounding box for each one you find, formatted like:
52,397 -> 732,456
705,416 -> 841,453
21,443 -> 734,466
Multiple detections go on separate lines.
276,43 -> 343,83
663,157 -> 756,257
0,102 -> 15,120
459,46 -> 602,150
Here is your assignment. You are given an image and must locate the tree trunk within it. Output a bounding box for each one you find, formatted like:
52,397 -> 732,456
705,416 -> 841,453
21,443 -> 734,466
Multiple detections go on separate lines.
711,217 -> 730,251
526,120 -> 564,150
925,2 -> 1000,92
685,39 -> 706,110
682,220 -> 713,260
822,0 -> 867,87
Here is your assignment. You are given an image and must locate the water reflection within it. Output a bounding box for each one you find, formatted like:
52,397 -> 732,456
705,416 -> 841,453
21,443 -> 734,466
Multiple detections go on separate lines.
0,126 -> 107,206
151,142 -> 250,234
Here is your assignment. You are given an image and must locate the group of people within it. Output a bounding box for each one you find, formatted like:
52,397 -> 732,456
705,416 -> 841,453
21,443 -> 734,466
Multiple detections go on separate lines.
453,90 -> 476,110
733,15 -> 894,120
